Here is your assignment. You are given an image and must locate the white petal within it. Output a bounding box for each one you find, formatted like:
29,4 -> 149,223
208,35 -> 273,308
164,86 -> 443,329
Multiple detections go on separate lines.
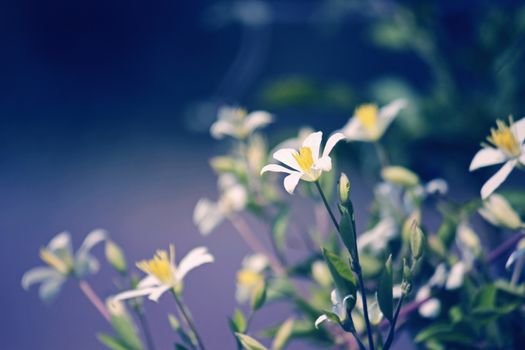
38,276 -> 66,303
175,247 -> 214,281
148,285 -> 171,302
513,116 -> 525,143
520,148 -> 525,165
273,148 -> 301,171
321,132 -> 345,159
78,229 -> 107,256
210,120 -> 235,139
446,262 -> 465,290
469,147 -> 506,171
506,247 -> 525,270
260,164 -> 294,175
340,117 -> 369,141
419,298 -> 441,318
244,111 -> 273,133
48,232 -> 72,252
138,275 -> 160,288
283,172 -> 302,194
377,98 -> 406,132
480,160 -> 517,199
21,267 -> 61,290
193,199 -> 224,235
112,287 -> 158,302
314,315 -> 329,329
302,131 -> 322,161
315,156 -> 332,172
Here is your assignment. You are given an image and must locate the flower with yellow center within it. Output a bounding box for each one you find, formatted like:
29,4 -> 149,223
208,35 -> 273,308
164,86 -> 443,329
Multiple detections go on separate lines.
235,254 -> 268,303
22,230 -> 107,303
338,99 -> 406,142
211,106 -> 273,139
113,245 -> 214,302
470,116 -> 525,199
260,131 -> 345,194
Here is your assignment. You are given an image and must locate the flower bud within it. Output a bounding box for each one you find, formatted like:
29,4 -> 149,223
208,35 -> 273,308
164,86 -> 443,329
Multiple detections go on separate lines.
338,173 -> 351,204
381,166 -> 419,187
105,240 -> 127,275
410,221 -> 425,260
479,194 -> 522,230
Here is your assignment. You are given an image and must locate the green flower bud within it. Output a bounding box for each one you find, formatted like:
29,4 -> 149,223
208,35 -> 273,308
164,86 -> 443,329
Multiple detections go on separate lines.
410,221 -> 425,260
338,173 -> 351,204
105,240 -> 127,275
381,166 -> 419,187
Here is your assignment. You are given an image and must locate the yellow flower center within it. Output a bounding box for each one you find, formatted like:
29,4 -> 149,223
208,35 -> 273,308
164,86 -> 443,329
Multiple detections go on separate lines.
237,270 -> 264,288
136,246 -> 175,285
293,147 -> 314,173
355,104 -> 379,132
40,248 -> 70,275
233,108 -> 247,121
487,118 -> 521,157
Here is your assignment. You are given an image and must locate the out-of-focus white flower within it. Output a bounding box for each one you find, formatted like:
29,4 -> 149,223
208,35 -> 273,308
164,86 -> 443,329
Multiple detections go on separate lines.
315,289 -> 355,328
113,245 -> 214,303
416,286 -> 441,318
339,99 -> 406,142
381,166 -> 419,188
211,106 -> 273,140
236,254 -> 268,303
469,117 -> 525,199
479,193 -> 523,230
456,222 -> 482,264
311,260 -> 332,288
505,238 -> 525,270
425,179 -> 448,195
353,292 -> 383,326
261,131 -> 345,194
193,174 -> 248,235
357,218 -> 397,253
445,262 -> 466,290
21,230 -> 107,302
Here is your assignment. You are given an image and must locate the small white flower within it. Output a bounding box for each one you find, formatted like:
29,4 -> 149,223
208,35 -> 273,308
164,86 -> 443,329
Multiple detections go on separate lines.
236,254 -> 268,303
21,230 -> 107,302
113,245 -> 214,302
261,131 -> 345,194
479,193 -> 523,230
469,116 -> 525,199
193,174 -> 248,235
357,218 -> 397,253
416,286 -> 441,318
210,106 -> 273,139
445,262 -> 466,290
456,222 -> 482,264
338,99 -> 406,142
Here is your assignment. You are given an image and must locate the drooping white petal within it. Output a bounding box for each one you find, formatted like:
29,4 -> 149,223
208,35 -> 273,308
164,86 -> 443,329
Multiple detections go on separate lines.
193,199 -> 224,235
38,275 -> 66,303
210,120 -> 235,139
469,147 -> 506,171
175,247 -> 214,282
377,98 -> 406,132
78,229 -> 107,256
113,287 -> 159,302
273,148 -> 302,171
314,314 -> 329,328
244,111 -> 273,133
283,172 -> 302,194
260,164 -> 295,175
321,132 -> 345,159
480,159 -> 518,199
315,156 -> 332,172
506,247 -> 525,270
138,274 -> 160,288
340,117 -> 369,141
302,131 -> 323,161
48,232 -> 73,255
21,267 -> 62,290
513,116 -> 525,143
148,285 -> 171,302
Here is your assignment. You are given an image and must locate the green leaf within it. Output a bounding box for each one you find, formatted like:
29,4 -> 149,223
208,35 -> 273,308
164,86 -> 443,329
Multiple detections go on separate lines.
437,217 -> 457,249
272,207 -> 290,253
251,280 -> 267,311
272,318 -> 294,350
338,205 -> 357,262
229,308 -> 247,333
235,333 -> 269,350
97,334 -> 129,350
175,344 -> 189,350
377,255 -> 393,322
322,248 -> 357,301
110,315 -> 143,350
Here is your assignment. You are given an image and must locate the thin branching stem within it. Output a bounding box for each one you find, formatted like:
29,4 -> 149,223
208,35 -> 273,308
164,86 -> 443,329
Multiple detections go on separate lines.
383,293 -> 405,350
171,290 -> 207,350
78,280 -> 110,322
134,306 -> 157,350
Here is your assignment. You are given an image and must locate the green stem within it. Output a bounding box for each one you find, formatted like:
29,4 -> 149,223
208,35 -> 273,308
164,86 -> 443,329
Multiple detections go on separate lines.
171,290 -> 207,350
383,294 -> 405,350
134,306 -> 157,350
374,142 -> 389,168
314,181 -> 375,350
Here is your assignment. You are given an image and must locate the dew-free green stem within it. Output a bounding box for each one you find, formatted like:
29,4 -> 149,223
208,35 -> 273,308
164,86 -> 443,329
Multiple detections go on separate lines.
171,290 -> 207,350
314,181 -> 375,350
78,280 -> 110,322
383,293 -> 405,350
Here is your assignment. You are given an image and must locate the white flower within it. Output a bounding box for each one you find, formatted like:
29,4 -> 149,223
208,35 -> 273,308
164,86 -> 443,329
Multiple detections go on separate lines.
315,289 -> 355,329
445,262 -> 466,290
456,222 -> 481,265
113,245 -> 214,302
416,286 -> 441,319
261,131 -> 345,194
236,254 -> 268,303
210,106 -> 273,139
272,127 -> 314,152
338,99 -> 406,142
479,193 -> 523,230
21,230 -> 107,302
193,174 -> 248,235
469,116 -> 525,199
357,218 -> 397,253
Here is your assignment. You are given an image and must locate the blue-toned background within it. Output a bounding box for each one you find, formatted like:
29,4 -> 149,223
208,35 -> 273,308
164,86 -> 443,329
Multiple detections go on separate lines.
2,1 -> 525,349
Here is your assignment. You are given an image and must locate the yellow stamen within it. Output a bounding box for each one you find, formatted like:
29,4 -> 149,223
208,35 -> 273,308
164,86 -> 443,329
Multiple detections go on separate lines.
487,117 -> 521,157
293,147 -> 314,173
355,104 -> 379,131
136,247 -> 175,285
233,108 -> 247,121
40,248 -> 70,275
237,270 -> 264,288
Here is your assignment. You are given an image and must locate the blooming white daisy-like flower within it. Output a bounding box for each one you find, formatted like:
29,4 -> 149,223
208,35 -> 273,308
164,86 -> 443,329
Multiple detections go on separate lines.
338,99 -> 406,142
21,230 -> 107,302
210,106 -> 273,140
261,131 -> 345,194
478,193 -> 523,230
113,245 -> 214,302
469,116 -> 525,199
193,174 -> 248,235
